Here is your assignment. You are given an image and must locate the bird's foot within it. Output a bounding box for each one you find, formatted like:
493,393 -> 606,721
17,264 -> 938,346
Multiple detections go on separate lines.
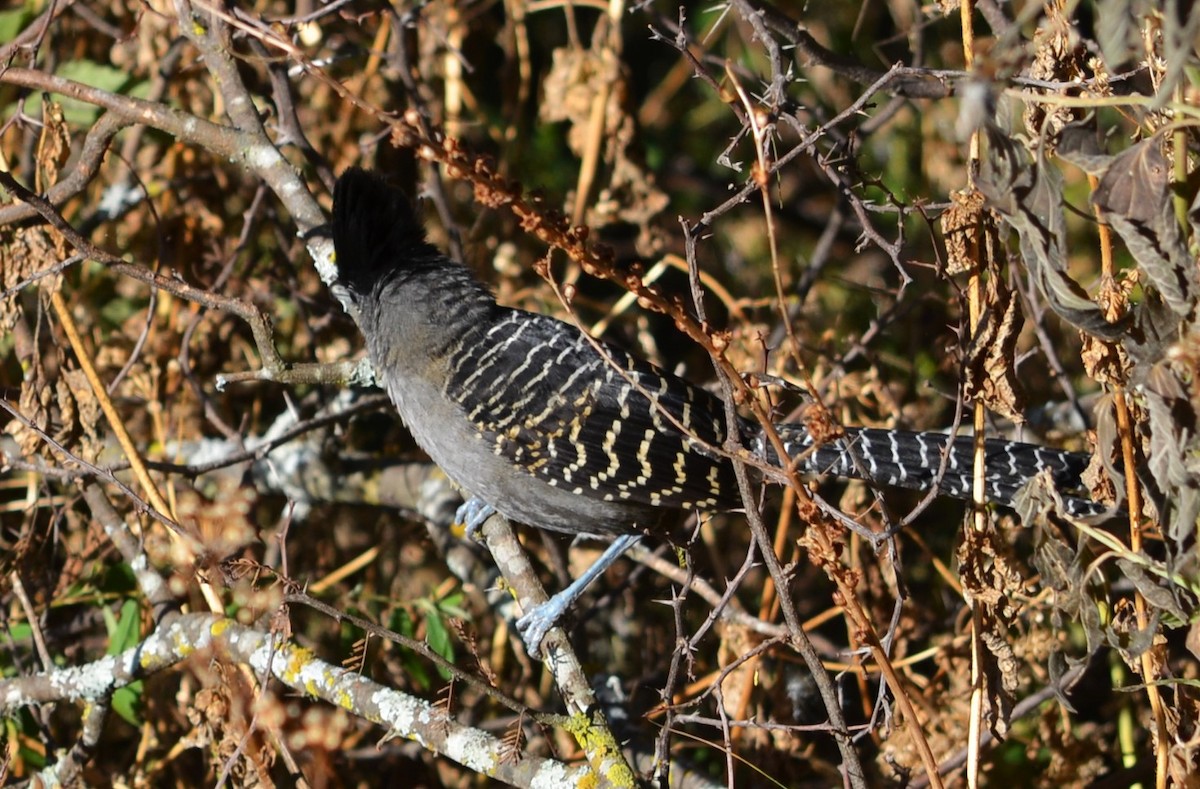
515,599 -> 567,659
454,497 -> 496,541
513,533 -> 641,657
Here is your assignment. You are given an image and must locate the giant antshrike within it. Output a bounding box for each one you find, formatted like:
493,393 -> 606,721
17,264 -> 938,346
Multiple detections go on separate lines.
331,168 -> 1102,654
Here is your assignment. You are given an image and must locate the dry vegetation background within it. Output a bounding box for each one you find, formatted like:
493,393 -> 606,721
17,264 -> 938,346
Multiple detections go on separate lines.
1,0 -> 1199,786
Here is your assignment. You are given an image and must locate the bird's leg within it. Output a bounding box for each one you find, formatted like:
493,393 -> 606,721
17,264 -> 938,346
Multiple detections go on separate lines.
516,532 -> 641,657
454,496 -> 496,541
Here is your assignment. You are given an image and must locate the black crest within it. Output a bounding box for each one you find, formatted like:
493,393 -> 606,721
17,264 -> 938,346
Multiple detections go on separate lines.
332,168 -> 442,295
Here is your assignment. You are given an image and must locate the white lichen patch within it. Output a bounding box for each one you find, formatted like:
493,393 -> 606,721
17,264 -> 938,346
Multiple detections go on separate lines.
444,726 -> 499,774
371,688 -> 428,746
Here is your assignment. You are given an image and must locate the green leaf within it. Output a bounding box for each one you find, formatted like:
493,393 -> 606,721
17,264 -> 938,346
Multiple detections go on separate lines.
400,651 -> 432,691
20,60 -> 132,125
5,621 -> 33,642
423,610 -> 454,682
112,681 -> 144,726
6,712 -> 47,769
98,601 -> 144,725
105,599 -> 142,656
435,591 -> 469,621
102,563 -> 139,595
387,608 -> 434,689
389,607 -> 414,639
0,6 -> 31,42
99,295 -> 142,328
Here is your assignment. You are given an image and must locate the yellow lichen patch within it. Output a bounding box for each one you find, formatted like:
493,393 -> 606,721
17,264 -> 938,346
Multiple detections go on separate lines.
561,712 -> 636,787
282,645 -> 315,683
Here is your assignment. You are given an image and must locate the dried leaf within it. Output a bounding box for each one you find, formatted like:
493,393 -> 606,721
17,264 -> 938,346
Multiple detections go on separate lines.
1029,510 -> 1107,658
541,46 -> 668,255
1079,273 -> 1134,385
940,188 -> 988,276
958,527 -> 1024,617
1142,360 -> 1200,550
1095,0 -> 1141,71
1080,333 -> 1130,387
1021,6 -> 1085,143
1083,394 -> 1123,507
957,528 -> 1023,736
36,100 -> 72,191
963,282 -> 1027,423
1115,557 -> 1191,622
979,625 -> 1016,737
176,478 -> 259,569
1108,598 -> 1160,665
979,125 -> 1125,339
540,48 -> 615,136
1092,139 -> 1196,317
1057,120 -> 1112,176
1188,620 -> 1200,662
1167,725 -> 1200,789
0,225 -> 60,331
61,368 -> 103,464
10,362 -> 54,460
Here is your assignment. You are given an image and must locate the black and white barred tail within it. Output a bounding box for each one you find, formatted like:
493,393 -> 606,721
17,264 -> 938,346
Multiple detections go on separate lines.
760,425 -> 1105,518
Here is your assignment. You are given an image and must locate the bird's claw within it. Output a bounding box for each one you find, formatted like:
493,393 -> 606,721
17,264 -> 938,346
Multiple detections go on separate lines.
516,601 -> 564,658
454,497 -> 496,541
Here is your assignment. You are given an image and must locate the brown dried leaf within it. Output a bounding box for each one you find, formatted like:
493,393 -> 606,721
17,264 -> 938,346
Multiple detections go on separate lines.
957,528 -> 1023,735
60,368 -> 103,464
940,188 -> 987,276
541,46 -> 668,254
963,282 -> 1027,423
1079,273 -> 1134,385
1079,437 -> 1120,511
1080,333 -> 1127,387
1187,619 -> 1200,662
1167,709 -> 1200,789
1062,130 -> 1197,318
957,527 -> 1025,617
52,376 -> 76,446
979,124 -> 1125,339
36,99 -> 72,190
1142,359 -> 1200,549
1092,139 -> 1196,317
9,360 -> 55,460
0,228 -> 29,331
540,48 -> 615,136
1022,6 -> 1086,144
979,624 -> 1016,737
1028,509 -> 1107,658
0,226 -> 60,331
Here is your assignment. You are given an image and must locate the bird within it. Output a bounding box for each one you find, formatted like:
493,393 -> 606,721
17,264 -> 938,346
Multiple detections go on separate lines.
331,167 -> 1104,655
